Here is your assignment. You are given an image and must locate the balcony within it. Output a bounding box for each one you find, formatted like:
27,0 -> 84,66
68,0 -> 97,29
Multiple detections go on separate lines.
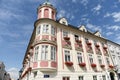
109,65 -> 114,69
75,39 -> 82,43
79,63 -> 86,67
100,64 -> 105,68
103,44 -> 107,49
32,61 -> 57,72
64,36 -> 70,41
91,63 -> 96,68
86,40 -> 92,45
65,61 -> 73,66
95,43 -> 100,47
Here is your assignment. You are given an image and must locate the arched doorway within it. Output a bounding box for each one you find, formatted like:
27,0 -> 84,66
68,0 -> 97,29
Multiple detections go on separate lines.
110,72 -> 115,80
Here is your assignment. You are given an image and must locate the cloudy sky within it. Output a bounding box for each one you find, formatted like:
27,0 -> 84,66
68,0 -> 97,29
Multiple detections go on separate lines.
0,0 -> 120,79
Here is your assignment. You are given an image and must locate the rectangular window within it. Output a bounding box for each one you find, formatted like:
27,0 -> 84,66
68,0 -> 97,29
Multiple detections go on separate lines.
36,26 -> 41,35
51,46 -> 56,61
89,54 -> 93,64
63,31 -> 68,37
33,71 -> 37,78
106,57 -> 110,65
98,56 -> 102,65
79,76 -> 84,80
77,52 -> 82,63
43,24 -> 49,33
63,77 -> 69,80
93,75 -> 97,80
118,56 -> 120,60
85,38 -> 88,43
41,45 -> 48,60
64,50 -> 70,62
51,26 -> 55,35
44,75 -> 49,78
102,75 -> 106,80
75,35 -> 79,41
34,46 -> 39,61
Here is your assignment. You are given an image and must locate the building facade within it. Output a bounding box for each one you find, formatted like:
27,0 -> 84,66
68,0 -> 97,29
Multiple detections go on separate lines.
20,1 -> 118,80
107,41 -> 120,79
0,61 -> 11,80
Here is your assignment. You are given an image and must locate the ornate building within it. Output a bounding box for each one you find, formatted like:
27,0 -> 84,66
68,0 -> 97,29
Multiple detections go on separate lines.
107,40 -> 120,80
20,1 -> 118,80
0,61 -> 11,80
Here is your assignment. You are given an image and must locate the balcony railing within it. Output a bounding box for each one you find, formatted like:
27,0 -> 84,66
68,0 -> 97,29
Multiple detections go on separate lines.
65,61 -> 73,66
109,65 -> 114,68
79,63 -> 86,67
91,63 -> 96,68
100,64 -> 105,68
64,36 -> 70,41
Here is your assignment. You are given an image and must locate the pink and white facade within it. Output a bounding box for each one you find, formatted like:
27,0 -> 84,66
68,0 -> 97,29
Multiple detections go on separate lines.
20,1 -> 118,80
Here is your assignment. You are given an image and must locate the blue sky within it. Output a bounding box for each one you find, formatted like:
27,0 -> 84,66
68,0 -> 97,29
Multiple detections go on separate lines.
0,0 -> 120,79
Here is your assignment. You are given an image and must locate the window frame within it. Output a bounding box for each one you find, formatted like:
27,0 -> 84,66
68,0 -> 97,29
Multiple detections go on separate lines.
41,45 -> 48,60
34,46 -> 39,62
89,54 -> 94,64
77,52 -> 83,63
64,50 -> 71,62
51,46 -> 56,61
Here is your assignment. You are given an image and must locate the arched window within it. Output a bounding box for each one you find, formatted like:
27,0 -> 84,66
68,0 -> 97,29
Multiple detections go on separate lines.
38,10 -> 41,18
52,11 -> 54,19
44,9 -> 49,18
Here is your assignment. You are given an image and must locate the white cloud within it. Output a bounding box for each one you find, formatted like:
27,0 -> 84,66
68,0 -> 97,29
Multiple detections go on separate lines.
104,12 -> 120,22
57,9 -> 75,21
104,13 -> 111,17
108,25 -> 120,31
106,32 -> 113,36
81,0 -> 89,6
112,12 -> 120,22
92,4 -> 102,15
72,0 -> 77,3
86,23 -> 102,32
57,10 -> 66,18
7,67 -> 19,80
93,4 -> 102,11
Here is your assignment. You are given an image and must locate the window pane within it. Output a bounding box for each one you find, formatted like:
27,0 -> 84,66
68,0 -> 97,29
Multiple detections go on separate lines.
79,76 -> 84,80
44,75 -> 49,78
41,45 -> 48,60
63,31 -> 68,37
51,46 -> 56,60
93,76 -> 97,80
64,50 -> 70,62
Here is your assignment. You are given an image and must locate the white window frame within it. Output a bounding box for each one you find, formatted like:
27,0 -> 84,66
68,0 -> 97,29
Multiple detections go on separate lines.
51,26 -> 55,35
79,76 -> 84,80
34,46 -> 39,62
42,24 -> 49,34
93,75 -> 97,80
102,75 -> 106,80
51,46 -> 56,61
77,52 -> 83,63
63,31 -> 68,37
41,45 -> 48,60
89,54 -> 93,64
97,55 -> 102,65
106,57 -> 110,65
64,50 -> 71,62
36,25 -> 41,35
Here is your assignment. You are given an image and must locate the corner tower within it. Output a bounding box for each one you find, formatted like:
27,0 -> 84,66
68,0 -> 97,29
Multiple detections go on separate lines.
37,0 -> 57,20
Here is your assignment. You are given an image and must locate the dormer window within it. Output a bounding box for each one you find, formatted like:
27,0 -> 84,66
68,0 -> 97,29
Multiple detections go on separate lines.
59,18 -> 68,25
